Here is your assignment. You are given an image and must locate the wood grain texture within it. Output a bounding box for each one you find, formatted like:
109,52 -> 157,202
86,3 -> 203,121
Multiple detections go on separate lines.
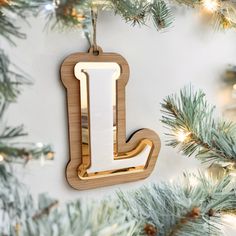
61,47 -> 161,190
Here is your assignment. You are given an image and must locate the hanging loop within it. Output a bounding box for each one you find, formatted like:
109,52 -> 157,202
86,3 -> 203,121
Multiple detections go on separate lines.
91,7 -> 99,55
88,46 -> 103,55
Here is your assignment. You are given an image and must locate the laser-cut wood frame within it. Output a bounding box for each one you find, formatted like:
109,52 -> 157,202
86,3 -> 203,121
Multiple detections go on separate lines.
61,47 -> 161,190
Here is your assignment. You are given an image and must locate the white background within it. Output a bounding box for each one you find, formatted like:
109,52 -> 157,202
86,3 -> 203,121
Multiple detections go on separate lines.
3,8 -> 236,235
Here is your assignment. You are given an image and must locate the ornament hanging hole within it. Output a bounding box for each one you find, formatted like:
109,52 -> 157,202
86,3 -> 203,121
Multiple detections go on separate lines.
93,50 -> 99,56
88,46 -> 103,56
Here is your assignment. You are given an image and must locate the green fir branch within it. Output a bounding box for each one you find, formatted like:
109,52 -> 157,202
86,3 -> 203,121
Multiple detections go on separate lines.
118,173 -> 236,236
151,0 -> 174,30
42,0 -> 91,30
110,0 -> 173,30
22,195 -> 138,236
0,49 -> 30,103
1,0 -> 174,47
174,0 -> 236,30
0,143 -> 54,164
0,12 -> 26,45
110,0 -> 149,26
2,171 -> 235,236
40,0 -> 174,33
0,125 -> 27,140
0,164 -> 34,236
0,0 -> 48,44
161,86 -> 236,164
0,50 -> 53,165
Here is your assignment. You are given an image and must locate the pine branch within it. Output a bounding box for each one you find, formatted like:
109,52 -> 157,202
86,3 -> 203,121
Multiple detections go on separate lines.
0,143 -> 54,164
0,50 -> 52,165
0,0 -> 48,44
161,86 -> 236,164
118,173 -> 236,236
108,0 -> 174,30
1,164 -> 236,236
110,0 -> 149,26
167,207 -> 201,236
0,0 -> 174,48
0,125 -> 27,140
20,175 -> 236,235
32,200 -> 59,220
0,12 -> 26,45
0,164 -> 34,236
40,0 -> 174,33
22,197 -> 138,236
151,0 -> 174,30
44,0 -> 91,30
174,0 -> 236,30
0,50 -> 30,104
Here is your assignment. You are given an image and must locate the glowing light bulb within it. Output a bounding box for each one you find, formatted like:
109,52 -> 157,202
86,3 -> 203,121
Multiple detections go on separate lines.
47,152 -> 54,160
233,84 -> 236,90
227,163 -> 236,177
203,0 -> 219,12
176,130 -> 190,142
92,0 -> 109,7
44,3 -> 55,11
36,142 -> 44,148
222,214 -> 236,229
0,154 -> 4,162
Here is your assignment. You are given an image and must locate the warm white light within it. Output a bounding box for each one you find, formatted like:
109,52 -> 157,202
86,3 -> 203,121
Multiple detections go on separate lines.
0,154 -> 4,162
233,84 -> 236,90
47,152 -> 54,160
176,130 -> 190,142
222,214 -> 236,229
44,3 -> 55,11
227,163 -> 236,177
92,0 -> 109,6
189,175 -> 200,187
203,0 -> 219,12
230,172 -> 236,177
36,142 -> 44,148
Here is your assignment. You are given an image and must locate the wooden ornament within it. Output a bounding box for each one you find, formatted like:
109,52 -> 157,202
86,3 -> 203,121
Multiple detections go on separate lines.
61,47 -> 161,190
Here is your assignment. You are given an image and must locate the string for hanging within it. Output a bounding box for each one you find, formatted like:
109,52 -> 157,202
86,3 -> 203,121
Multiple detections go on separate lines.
91,7 -> 98,55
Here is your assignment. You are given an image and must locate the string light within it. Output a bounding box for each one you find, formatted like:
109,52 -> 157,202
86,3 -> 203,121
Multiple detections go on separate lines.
189,175 -> 199,187
36,142 -> 44,148
0,154 -> 4,162
226,163 -> 236,177
15,223 -> 21,235
170,175 -> 199,187
44,0 -> 59,12
231,83 -> 236,98
44,3 -> 55,11
46,152 -> 54,160
176,130 -> 191,142
91,0 -> 109,6
202,0 -> 219,12
222,214 -> 236,229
